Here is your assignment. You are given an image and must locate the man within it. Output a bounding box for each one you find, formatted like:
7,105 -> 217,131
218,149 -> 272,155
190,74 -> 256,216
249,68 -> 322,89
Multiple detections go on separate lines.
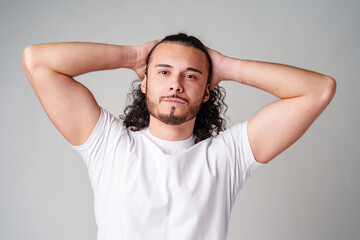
22,33 -> 336,240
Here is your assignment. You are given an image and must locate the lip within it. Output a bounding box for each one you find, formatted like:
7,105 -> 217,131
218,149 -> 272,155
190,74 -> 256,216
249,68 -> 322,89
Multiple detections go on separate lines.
162,97 -> 186,105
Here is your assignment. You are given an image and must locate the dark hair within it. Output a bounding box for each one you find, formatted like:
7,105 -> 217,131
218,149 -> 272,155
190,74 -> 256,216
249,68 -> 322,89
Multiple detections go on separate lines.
120,33 -> 228,143
145,33 -> 213,84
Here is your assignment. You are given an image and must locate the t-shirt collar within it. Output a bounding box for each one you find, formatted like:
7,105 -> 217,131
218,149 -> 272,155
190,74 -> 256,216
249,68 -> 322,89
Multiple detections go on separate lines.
143,127 -> 195,152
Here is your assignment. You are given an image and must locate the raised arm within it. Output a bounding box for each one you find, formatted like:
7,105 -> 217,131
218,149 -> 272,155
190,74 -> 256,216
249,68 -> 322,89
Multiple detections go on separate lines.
208,48 -> 336,164
22,41 -> 157,146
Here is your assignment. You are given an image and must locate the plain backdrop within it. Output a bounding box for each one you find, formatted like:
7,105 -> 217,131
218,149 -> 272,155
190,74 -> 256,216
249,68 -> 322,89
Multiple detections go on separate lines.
1,0 -> 359,239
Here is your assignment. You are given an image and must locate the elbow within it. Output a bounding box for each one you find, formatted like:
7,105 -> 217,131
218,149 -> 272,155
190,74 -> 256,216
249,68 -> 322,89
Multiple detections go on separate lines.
22,45 -> 38,72
22,45 -> 45,83
310,75 -> 337,113
321,75 -> 337,103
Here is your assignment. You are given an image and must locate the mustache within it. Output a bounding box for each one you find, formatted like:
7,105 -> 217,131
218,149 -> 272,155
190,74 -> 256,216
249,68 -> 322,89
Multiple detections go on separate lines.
159,94 -> 188,103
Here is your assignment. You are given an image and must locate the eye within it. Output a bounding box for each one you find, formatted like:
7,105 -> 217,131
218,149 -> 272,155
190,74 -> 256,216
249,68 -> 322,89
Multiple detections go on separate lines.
185,74 -> 197,79
159,70 -> 168,75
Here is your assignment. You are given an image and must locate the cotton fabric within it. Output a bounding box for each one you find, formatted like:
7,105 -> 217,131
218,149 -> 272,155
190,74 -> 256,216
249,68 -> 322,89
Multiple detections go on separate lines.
70,107 -> 265,240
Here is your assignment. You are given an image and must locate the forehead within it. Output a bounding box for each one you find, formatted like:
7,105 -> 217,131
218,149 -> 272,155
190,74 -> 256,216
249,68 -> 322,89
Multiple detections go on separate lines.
149,42 -> 208,70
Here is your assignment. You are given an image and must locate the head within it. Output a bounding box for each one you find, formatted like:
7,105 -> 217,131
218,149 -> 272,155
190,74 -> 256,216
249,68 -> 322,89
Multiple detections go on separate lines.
145,33 -> 213,84
121,33 -> 227,143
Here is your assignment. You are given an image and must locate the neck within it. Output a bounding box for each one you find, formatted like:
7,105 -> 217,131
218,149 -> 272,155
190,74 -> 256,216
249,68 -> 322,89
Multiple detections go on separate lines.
148,115 -> 195,141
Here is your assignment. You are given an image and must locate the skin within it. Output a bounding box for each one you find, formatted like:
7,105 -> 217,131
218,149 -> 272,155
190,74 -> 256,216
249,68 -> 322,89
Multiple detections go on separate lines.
140,43 -> 210,141
22,38 -> 336,165
207,48 -> 336,163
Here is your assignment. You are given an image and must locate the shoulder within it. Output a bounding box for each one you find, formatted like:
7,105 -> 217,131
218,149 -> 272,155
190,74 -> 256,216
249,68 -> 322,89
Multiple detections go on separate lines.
195,121 -> 248,153
213,121 -> 248,143
99,107 -> 126,132
70,106 -> 130,150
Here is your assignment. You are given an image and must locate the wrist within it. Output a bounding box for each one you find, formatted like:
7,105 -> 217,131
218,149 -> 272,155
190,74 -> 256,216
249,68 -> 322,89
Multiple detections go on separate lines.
225,57 -> 245,84
120,45 -> 138,70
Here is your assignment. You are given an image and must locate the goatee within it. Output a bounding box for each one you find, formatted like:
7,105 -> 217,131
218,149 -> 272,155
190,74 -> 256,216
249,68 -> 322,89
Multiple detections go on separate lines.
146,93 -> 204,125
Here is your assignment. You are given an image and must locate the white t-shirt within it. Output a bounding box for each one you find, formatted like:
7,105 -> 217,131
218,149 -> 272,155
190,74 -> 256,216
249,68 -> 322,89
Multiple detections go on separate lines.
70,107 -> 265,240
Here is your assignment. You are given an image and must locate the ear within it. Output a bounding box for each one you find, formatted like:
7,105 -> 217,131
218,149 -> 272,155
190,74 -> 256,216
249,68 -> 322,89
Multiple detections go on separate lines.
141,76 -> 147,94
203,83 -> 210,103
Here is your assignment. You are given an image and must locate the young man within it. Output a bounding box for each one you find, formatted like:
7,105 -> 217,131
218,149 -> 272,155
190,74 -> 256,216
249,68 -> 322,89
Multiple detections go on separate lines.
22,33 -> 336,240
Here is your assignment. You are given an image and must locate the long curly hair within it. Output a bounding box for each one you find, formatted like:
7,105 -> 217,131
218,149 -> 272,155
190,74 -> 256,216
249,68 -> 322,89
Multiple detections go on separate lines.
120,33 -> 228,143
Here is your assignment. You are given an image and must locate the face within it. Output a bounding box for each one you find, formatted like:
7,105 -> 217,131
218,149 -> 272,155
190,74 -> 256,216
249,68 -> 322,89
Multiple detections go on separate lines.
141,42 -> 210,125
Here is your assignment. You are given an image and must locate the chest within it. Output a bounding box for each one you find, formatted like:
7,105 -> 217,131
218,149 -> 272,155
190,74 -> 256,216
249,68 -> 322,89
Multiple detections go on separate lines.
97,148 -> 229,226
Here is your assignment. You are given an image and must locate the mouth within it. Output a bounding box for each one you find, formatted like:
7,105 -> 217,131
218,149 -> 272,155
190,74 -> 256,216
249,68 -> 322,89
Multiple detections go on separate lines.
160,95 -> 187,106
162,98 -> 185,105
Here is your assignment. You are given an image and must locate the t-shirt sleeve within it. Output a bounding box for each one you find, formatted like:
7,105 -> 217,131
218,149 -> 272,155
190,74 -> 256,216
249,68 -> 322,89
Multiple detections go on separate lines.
67,106 -> 125,192
224,120 -> 266,198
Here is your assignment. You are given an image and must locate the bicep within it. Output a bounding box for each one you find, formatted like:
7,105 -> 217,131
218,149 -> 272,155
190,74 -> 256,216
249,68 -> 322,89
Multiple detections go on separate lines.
247,93 -> 333,164
25,67 -> 100,146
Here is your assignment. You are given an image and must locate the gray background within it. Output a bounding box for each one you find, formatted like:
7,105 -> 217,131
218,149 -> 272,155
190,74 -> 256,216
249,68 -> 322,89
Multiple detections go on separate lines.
1,0 -> 359,239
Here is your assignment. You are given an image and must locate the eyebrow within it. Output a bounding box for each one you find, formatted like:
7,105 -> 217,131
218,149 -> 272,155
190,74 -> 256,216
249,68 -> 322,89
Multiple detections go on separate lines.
154,64 -> 202,75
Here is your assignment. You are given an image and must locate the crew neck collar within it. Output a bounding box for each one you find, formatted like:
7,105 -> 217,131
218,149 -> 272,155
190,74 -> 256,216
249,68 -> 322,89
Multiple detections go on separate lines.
143,128 -> 195,152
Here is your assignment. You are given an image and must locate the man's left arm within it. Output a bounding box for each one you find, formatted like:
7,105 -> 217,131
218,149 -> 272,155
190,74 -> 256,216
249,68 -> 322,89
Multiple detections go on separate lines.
208,49 -> 336,164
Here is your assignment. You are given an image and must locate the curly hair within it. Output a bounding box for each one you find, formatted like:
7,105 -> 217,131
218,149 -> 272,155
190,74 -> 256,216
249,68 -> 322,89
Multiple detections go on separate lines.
120,33 -> 228,143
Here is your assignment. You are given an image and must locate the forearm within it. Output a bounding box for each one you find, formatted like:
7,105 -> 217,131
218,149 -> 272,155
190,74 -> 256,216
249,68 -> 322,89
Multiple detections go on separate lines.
208,48 -> 336,164
221,57 -> 336,99
23,42 -> 137,77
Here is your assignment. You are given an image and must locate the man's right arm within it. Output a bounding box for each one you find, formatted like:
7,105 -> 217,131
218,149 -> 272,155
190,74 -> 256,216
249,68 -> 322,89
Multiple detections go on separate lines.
22,42 -> 153,146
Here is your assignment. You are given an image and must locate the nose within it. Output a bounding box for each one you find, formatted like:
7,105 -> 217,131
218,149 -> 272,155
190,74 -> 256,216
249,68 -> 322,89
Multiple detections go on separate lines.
169,75 -> 184,93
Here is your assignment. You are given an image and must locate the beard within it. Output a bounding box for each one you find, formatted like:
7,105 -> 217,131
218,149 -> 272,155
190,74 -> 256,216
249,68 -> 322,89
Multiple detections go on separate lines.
146,93 -> 204,125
